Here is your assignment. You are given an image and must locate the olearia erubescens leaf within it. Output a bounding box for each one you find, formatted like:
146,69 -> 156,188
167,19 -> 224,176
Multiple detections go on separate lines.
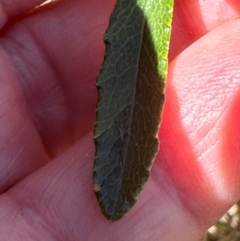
93,0 -> 173,221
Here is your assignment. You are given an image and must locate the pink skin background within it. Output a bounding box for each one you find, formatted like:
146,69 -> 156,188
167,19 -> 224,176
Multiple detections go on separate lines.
0,0 -> 239,240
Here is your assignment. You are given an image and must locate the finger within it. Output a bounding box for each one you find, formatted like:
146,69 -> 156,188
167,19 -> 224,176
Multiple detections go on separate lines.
0,47 -> 49,192
0,0 -> 47,28
0,0 -> 114,191
170,0 -> 240,60
159,18 -> 240,229
0,0 -> 116,158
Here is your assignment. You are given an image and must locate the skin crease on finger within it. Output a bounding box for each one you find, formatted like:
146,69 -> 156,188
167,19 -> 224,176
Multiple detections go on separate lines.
0,26 -> 50,193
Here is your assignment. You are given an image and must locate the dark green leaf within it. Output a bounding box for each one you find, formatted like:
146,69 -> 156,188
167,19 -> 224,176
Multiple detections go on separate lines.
93,0 -> 173,221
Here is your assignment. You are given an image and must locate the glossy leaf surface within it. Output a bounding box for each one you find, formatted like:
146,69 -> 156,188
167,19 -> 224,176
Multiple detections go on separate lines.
93,0 -> 173,221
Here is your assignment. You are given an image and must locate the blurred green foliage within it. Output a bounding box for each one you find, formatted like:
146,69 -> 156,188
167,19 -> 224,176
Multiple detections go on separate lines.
201,201 -> 240,241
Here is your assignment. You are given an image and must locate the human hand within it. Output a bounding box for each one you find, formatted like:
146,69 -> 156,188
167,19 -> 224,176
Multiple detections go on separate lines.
0,0 -> 239,240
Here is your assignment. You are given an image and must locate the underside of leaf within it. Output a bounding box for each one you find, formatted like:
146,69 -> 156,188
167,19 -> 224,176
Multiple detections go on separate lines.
93,0 -> 173,221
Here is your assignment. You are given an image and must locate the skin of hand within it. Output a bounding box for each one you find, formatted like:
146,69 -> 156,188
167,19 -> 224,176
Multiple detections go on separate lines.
0,0 -> 239,240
